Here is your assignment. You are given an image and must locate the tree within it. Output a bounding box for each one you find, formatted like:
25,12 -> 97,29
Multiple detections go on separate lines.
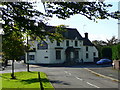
3,31 -> 26,79
43,2 -> 119,21
2,2 -> 118,78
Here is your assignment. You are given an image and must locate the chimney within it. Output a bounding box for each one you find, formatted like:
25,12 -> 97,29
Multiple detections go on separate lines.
85,32 -> 88,39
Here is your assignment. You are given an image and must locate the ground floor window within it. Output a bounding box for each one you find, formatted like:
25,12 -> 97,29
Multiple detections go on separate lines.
86,53 -> 89,59
74,51 -> 79,59
56,50 -> 61,60
29,55 -> 35,60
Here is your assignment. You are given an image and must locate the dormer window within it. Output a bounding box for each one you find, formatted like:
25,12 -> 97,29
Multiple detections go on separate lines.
37,41 -> 48,50
56,41 -> 60,46
75,41 -> 78,46
66,40 -> 69,46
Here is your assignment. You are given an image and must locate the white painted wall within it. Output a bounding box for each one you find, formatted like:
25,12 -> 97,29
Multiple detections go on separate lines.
26,38 -> 98,64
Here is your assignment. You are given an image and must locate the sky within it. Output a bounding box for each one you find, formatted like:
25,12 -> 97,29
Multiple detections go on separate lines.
35,1 -> 119,41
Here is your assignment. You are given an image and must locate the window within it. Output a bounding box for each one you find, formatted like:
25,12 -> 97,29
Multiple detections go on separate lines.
56,50 -> 61,60
75,41 -> 78,46
75,51 -> 79,59
86,53 -> 88,58
37,41 -> 48,50
66,40 -> 69,46
86,46 -> 88,51
56,41 -> 60,46
29,55 -> 34,60
93,52 -> 96,56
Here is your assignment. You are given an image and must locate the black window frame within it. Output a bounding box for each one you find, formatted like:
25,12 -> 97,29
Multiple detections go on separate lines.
56,41 -> 60,46
93,52 -> 96,56
56,50 -> 61,60
75,41 -> 78,46
86,53 -> 89,58
66,40 -> 69,46
74,50 -> 79,59
86,46 -> 88,51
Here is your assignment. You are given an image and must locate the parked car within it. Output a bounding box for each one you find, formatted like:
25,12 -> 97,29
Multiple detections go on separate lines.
96,59 -> 112,65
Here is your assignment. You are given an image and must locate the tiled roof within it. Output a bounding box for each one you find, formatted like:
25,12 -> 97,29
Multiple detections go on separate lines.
45,26 -> 94,46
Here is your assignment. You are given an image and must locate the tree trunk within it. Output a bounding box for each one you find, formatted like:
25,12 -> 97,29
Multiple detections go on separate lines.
27,63 -> 30,72
11,59 -> 16,79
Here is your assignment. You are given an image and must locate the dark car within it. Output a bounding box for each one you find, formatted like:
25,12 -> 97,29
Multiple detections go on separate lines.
96,59 -> 112,65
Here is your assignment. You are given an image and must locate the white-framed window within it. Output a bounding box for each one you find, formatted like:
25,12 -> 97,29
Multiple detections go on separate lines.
29,55 -> 35,60
56,50 -> 61,60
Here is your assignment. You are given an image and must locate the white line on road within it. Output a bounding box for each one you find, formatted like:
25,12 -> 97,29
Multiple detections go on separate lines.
75,77 -> 83,81
64,71 -> 68,73
68,73 -> 71,75
86,82 -> 100,88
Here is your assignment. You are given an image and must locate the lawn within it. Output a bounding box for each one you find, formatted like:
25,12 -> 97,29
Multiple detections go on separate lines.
1,71 -> 54,89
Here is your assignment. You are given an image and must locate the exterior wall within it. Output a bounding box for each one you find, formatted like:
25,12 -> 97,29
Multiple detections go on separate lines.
26,38 -> 98,64
81,46 -> 98,62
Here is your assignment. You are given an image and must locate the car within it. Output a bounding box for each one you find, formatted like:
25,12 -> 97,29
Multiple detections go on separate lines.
96,59 -> 112,65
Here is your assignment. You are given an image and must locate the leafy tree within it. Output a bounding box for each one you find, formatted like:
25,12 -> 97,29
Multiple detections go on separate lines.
2,2 -> 119,78
101,46 -> 112,59
43,2 -> 119,21
3,31 -> 26,79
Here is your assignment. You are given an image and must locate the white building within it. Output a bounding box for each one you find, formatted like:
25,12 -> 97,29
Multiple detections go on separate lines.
26,26 -> 98,64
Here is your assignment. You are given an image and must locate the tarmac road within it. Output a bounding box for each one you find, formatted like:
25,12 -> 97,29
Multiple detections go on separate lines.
1,62 -> 119,89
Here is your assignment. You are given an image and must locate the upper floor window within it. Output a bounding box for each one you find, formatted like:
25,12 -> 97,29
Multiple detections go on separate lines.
86,46 -> 88,51
37,41 -> 48,50
66,40 -> 69,46
75,41 -> 78,46
56,41 -> 60,46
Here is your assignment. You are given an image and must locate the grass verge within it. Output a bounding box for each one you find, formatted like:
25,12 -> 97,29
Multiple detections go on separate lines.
1,71 -> 54,89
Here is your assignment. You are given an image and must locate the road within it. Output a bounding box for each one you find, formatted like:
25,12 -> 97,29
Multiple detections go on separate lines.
1,62 -> 119,89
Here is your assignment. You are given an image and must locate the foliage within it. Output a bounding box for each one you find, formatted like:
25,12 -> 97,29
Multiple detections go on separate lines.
1,71 -> 54,89
43,2 -> 119,21
112,44 -> 120,60
101,46 -> 112,59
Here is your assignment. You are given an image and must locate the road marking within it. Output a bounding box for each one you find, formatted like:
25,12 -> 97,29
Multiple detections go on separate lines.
64,71 -> 68,73
68,73 -> 71,75
84,68 -> 119,82
86,82 -> 100,88
75,76 -> 83,81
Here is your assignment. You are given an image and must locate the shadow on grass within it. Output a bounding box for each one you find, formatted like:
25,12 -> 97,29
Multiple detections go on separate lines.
20,78 -> 39,84
20,78 -> 50,84
50,80 -> 70,85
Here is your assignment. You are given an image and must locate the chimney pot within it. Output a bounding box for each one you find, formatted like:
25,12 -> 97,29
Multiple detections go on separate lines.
85,33 -> 88,39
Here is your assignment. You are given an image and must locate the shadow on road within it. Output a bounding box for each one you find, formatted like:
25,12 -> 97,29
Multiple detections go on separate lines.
31,63 -> 112,68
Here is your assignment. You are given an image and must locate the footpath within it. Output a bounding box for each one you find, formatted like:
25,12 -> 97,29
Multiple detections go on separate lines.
86,67 -> 120,82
